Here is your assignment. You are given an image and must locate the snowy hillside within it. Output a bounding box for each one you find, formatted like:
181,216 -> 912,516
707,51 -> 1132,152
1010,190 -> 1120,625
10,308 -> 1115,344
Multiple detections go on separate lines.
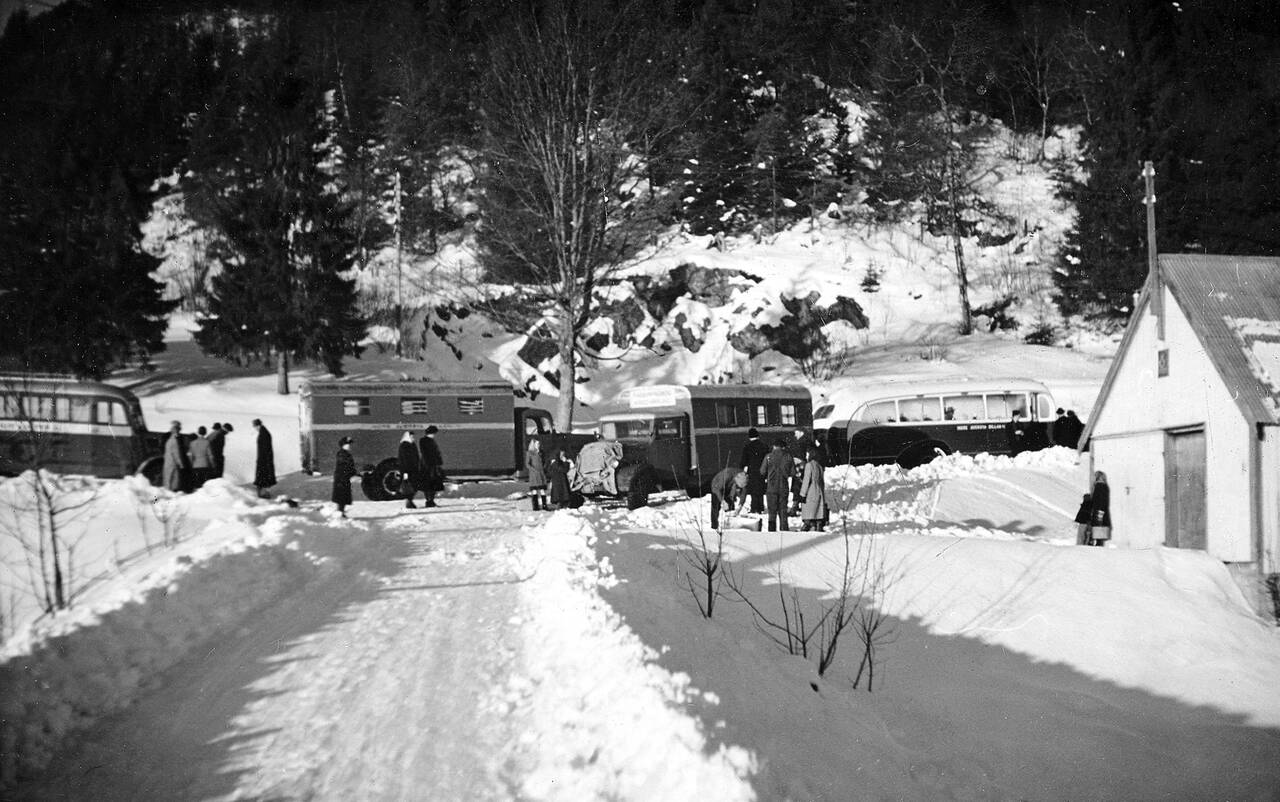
142,125 -> 1096,421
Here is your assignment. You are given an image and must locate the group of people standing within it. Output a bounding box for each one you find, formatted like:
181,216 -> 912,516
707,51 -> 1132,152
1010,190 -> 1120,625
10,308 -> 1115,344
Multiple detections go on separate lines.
1052,408 -> 1086,449
524,439 -> 578,511
161,421 -> 233,493
162,419 -> 279,499
396,426 -> 445,509
712,427 -> 828,532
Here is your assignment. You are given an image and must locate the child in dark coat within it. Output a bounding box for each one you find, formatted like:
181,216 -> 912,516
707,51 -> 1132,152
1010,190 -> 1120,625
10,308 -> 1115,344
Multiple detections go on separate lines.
1074,493 -> 1093,545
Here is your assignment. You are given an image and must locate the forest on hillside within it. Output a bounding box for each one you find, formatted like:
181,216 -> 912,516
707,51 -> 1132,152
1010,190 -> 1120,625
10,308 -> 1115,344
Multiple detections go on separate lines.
1,0 -> 1277,398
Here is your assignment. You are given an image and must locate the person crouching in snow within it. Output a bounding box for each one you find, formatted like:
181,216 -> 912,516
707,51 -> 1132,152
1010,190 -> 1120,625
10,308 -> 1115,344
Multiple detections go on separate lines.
526,439 -> 548,511
709,466 -> 748,530
1074,493 -> 1093,545
332,437 -> 357,517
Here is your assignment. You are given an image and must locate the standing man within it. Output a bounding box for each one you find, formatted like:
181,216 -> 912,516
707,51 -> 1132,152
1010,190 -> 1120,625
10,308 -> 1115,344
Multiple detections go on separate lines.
739,427 -> 768,514
162,421 -> 189,493
398,431 -> 423,509
252,418 -> 276,499
332,436 -> 357,518
709,466 -> 748,531
762,439 -> 794,532
207,423 -> 227,479
189,426 -> 214,489
787,427 -> 812,514
419,425 -> 444,508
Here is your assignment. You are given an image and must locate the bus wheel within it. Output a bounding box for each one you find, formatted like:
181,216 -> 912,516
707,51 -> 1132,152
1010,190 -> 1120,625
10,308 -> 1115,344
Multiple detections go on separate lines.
896,441 -> 951,470
363,458 -> 405,501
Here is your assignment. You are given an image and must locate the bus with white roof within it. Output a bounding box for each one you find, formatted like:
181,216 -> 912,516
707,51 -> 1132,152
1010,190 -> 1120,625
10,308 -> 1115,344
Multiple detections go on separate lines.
815,377 -> 1056,468
594,383 -> 813,495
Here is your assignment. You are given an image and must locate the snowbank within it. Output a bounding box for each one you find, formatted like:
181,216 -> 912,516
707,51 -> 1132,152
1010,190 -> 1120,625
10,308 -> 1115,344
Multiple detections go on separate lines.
0,486 -> 363,785
509,511 -> 756,801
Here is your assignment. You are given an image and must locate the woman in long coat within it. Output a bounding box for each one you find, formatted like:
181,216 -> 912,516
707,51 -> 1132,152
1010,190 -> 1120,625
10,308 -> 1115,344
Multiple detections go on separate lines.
525,439 -> 548,511
253,419 -> 276,498
162,422 -> 189,492
799,447 -> 828,531
1089,471 -> 1112,546
331,437 -> 357,517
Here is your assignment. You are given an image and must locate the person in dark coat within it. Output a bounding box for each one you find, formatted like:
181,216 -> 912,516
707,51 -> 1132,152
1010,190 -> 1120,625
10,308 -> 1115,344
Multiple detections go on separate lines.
162,421 -> 189,493
709,466 -> 748,530
1089,471 -> 1112,546
398,431 -> 423,508
207,422 -> 228,479
762,439 -> 794,532
189,426 -> 213,488
787,428 -> 812,514
740,428 -> 769,514
332,436 -> 357,517
1064,410 -> 1084,449
799,447 -> 827,531
1074,493 -> 1093,545
252,418 -> 276,498
1051,408 -> 1068,447
419,425 -> 444,507
547,450 -> 572,509
526,439 -> 549,511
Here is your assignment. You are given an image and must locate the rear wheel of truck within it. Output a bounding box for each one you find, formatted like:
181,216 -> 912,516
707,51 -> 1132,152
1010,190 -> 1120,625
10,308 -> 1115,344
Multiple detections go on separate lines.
362,458 -> 405,501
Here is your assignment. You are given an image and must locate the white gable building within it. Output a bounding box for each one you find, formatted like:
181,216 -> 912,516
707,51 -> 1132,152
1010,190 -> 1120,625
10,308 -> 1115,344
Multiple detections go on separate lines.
1081,255 -> 1280,617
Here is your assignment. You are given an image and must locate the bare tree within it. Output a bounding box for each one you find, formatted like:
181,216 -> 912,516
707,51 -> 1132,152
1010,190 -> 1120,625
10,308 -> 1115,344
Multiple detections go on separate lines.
0,378 -> 98,614
679,511 -> 730,619
474,0 -> 684,430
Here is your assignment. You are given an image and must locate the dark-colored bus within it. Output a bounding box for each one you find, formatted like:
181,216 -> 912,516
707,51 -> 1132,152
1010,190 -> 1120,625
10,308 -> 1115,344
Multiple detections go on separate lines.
0,375 -> 163,481
298,380 -> 555,500
816,378 -> 1056,468
593,383 -> 813,494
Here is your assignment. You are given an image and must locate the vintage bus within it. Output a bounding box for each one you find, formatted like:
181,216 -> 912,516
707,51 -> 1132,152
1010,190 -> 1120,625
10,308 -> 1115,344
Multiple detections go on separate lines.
298,380 -> 555,500
593,383 -> 813,495
0,375 -> 163,481
816,378 -> 1056,468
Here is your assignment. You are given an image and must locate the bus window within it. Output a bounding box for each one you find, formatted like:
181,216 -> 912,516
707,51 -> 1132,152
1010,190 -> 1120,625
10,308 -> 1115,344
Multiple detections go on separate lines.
751,403 -> 770,426
96,400 -> 127,425
603,418 -> 653,439
779,403 -> 798,426
1036,393 -> 1053,420
716,402 -> 741,427
898,396 -> 941,422
69,397 -> 93,423
1,394 -> 19,418
343,397 -> 370,416
401,397 -> 430,415
656,417 -> 683,439
862,400 -> 897,423
943,395 -> 984,421
524,418 -> 540,436
987,393 -> 1029,421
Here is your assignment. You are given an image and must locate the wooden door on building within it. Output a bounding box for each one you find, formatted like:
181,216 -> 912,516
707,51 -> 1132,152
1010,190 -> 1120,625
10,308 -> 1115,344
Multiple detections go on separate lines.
1164,428 -> 1207,549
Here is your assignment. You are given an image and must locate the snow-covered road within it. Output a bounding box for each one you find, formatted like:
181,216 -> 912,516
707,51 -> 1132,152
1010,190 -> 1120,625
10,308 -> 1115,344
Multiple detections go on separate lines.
14,502 -> 533,801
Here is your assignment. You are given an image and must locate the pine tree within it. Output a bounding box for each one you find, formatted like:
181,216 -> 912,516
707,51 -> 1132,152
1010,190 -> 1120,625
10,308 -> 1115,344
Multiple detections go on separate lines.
185,23 -> 365,394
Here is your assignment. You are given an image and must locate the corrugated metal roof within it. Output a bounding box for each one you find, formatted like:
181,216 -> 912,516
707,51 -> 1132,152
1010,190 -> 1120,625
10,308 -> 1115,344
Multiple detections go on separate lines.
1079,254 -> 1280,449
1162,254 -> 1280,425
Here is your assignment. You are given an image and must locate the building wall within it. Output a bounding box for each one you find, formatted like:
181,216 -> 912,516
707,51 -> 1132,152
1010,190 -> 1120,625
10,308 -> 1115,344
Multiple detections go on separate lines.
1263,428 -> 1280,575
1090,287 -> 1254,561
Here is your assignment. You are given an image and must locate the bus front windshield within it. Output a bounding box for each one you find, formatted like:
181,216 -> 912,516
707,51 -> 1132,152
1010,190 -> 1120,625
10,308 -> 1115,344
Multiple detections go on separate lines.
602,417 -> 654,440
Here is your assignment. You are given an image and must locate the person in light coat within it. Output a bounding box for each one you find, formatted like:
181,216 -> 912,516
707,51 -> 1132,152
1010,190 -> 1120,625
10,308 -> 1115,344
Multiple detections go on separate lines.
162,421 -> 189,493
526,439 -> 548,511
799,447 -> 827,531
188,426 -> 214,488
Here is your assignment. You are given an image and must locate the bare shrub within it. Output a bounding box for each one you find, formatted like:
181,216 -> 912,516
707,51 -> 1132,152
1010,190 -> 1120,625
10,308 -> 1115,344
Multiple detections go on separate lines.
679,513 -> 729,619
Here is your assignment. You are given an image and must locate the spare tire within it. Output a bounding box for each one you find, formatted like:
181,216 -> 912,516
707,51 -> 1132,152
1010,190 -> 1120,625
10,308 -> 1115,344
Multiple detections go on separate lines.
362,457 -> 404,501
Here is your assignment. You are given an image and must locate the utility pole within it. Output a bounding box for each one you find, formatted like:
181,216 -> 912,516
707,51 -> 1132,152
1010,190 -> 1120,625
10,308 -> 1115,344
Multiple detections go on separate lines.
394,171 -> 403,358
1142,161 -> 1163,340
